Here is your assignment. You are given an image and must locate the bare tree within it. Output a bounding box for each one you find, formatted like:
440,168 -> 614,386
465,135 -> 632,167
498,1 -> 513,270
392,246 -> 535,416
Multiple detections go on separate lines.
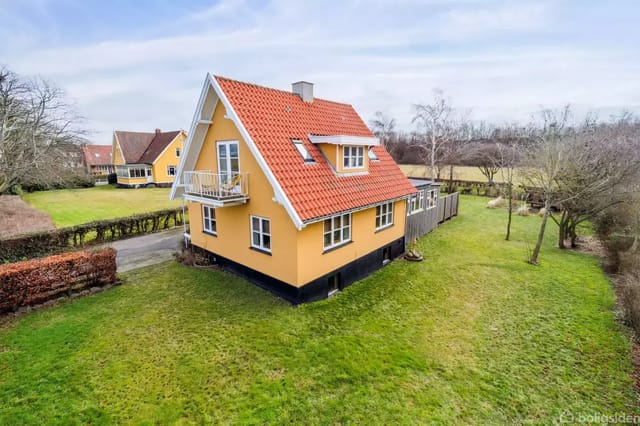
522,106 -> 573,265
411,89 -> 454,181
0,66 -> 86,194
552,114 -> 640,248
369,111 -> 396,151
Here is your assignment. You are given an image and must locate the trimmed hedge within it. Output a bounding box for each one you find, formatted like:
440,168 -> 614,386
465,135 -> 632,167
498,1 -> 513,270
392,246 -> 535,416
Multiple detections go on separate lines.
0,248 -> 117,314
0,208 -> 185,263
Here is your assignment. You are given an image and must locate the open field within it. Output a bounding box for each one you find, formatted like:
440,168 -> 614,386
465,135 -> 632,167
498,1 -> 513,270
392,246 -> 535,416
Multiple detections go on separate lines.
0,196 -> 636,423
21,185 -> 182,228
400,164 -> 525,185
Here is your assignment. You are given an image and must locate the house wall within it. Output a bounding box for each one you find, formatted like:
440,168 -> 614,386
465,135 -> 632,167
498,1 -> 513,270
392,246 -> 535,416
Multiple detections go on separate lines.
152,132 -> 186,184
112,135 -> 125,166
189,102 -> 299,285
187,101 -> 407,297
296,200 -> 406,285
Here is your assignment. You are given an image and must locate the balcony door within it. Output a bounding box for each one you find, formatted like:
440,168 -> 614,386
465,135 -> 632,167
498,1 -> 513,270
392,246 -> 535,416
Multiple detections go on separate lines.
217,141 -> 240,193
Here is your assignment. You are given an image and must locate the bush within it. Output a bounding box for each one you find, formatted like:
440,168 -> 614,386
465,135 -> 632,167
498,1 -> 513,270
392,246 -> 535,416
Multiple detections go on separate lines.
107,173 -> 117,184
0,208 -> 186,263
0,248 -> 117,314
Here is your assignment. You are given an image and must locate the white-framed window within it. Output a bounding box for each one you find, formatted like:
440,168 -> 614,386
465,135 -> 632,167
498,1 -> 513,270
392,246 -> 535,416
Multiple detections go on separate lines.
323,214 -> 351,249
292,139 -> 314,162
375,202 -> 394,230
176,147 -> 181,157
202,205 -> 216,234
343,146 -> 364,169
167,165 -> 177,176
368,147 -> 378,161
427,189 -> 438,209
407,191 -> 425,215
127,167 -> 150,178
251,216 -> 271,252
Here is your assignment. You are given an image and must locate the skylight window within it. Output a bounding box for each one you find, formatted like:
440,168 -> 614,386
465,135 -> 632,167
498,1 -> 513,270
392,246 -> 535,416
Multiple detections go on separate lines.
292,139 -> 314,162
368,147 -> 378,161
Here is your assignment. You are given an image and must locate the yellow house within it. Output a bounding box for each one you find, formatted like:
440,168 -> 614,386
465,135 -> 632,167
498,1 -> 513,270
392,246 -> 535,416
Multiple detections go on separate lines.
170,75 -> 416,303
112,129 -> 186,187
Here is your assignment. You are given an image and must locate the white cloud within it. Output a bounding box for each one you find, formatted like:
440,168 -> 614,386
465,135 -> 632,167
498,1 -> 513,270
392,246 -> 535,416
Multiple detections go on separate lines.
1,0 -> 638,143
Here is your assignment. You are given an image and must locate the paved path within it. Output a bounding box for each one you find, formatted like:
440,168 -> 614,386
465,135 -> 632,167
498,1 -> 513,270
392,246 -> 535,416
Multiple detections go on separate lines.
109,228 -> 184,272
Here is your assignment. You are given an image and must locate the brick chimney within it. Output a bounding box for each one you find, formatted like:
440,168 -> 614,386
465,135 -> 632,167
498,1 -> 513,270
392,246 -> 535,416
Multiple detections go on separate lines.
155,128 -> 162,134
292,81 -> 313,103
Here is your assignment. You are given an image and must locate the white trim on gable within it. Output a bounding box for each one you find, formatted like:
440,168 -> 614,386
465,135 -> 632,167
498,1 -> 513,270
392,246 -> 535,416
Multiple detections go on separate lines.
308,134 -> 379,146
112,132 -> 126,165
170,75 -> 217,200
170,74 -> 305,230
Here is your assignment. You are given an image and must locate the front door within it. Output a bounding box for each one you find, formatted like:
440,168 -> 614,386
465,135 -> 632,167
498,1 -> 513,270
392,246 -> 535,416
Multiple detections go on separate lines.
217,141 -> 240,193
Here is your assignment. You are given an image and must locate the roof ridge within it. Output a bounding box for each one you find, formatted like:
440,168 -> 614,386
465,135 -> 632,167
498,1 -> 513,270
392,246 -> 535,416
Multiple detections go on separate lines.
213,75 -> 355,108
138,130 -> 181,162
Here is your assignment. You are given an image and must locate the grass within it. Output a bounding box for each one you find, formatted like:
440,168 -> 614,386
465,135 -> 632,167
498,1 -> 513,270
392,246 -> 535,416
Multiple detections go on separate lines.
21,185 -> 182,227
0,196 -> 636,424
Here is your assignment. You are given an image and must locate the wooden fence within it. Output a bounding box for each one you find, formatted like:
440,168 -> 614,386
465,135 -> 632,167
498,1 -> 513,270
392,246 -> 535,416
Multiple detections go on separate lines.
405,192 -> 459,247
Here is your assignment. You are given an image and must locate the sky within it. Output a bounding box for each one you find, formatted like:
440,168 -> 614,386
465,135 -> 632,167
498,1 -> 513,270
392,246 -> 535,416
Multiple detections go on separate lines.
1,0 -> 639,144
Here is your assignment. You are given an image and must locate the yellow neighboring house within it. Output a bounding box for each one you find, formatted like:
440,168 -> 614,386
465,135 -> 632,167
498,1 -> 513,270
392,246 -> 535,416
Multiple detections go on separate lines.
112,129 -> 186,188
171,75 -> 416,303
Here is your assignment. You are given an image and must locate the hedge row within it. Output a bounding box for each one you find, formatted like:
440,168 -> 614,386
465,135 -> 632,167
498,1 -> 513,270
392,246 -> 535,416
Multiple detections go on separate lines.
0,248 -> 117,314
0,208 -> 185,263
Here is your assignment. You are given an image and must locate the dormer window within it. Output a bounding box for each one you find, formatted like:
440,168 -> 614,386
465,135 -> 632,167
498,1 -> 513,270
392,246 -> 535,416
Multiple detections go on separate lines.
343,146 -> 364,169
368,147 -> 378,161
292,139 -> 314,162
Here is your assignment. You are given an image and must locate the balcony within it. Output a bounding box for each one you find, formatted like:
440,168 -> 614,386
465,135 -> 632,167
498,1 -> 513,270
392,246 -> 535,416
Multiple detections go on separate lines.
183,171 -> 249,206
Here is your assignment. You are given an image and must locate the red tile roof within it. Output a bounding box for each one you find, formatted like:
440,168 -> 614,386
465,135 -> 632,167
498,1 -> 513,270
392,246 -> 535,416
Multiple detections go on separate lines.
82,144 -> 112,166
115,130 -> 182,164
215,76 -> 416,222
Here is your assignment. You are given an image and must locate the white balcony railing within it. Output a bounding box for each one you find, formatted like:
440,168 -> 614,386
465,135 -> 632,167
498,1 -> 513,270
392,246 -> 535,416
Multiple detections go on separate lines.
183,171 -> 249,201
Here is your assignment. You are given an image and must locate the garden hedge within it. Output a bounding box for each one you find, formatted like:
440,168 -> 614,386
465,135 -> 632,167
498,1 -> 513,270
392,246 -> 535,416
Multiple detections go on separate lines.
0,248 -> 117,314
0,208 -> 185,263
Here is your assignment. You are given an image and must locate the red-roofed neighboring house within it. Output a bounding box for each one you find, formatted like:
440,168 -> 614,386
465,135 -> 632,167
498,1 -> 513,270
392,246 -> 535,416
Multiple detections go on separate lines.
81,145 -> 113,183
112,129 -> 186,188
171,75 -> 417,303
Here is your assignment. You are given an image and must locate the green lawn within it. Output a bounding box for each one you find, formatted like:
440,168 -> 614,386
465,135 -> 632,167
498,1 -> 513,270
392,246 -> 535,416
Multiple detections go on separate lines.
22,185 -> 182,227
0,196 -> 636,424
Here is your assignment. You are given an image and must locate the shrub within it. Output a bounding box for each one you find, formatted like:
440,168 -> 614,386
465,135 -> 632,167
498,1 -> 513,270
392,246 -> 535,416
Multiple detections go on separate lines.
0,208 -> 186,263
0,248 -> 117,314
107,173 -> 117,184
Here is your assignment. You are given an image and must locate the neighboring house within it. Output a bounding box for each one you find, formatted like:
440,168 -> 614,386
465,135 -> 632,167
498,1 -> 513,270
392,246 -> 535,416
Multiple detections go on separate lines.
55,143 -> 83,170
81,145 -> 113,183
170,75 -> 416,303
112,129 -> 186,188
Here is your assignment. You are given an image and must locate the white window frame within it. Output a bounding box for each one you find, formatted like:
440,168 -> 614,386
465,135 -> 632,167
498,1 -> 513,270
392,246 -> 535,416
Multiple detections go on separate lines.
407,191 -> 425,215
176,147 -> 181,157
251,215 -> 271,253
292,139 -> 314,162
426,189 -> 437,209
323,213 -> 351,250
167,165 -> 177,176
375,202 -> 394,230
202,205 -> 216,235
343,146 -> 364,169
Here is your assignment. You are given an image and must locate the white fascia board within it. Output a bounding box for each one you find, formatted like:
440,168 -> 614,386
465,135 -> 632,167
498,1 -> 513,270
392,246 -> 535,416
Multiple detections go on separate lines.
209,75 -> 305,230
170,76 -> 214,200
308,135 -> 380,146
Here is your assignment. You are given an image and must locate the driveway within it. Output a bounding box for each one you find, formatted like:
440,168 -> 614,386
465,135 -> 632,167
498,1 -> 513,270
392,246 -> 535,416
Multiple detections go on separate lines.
109,228 -> 184,272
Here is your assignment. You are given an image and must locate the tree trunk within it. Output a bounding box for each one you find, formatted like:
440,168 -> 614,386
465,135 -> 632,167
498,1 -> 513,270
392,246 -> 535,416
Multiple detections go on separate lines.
529,201 -> 551,265
448,165 -> 455,194
505,183 -> 512,241
558,211 -> 567,249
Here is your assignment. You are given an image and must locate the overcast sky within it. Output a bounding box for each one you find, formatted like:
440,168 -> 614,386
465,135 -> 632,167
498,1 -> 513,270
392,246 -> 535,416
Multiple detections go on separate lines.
1,0 -> 639,144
